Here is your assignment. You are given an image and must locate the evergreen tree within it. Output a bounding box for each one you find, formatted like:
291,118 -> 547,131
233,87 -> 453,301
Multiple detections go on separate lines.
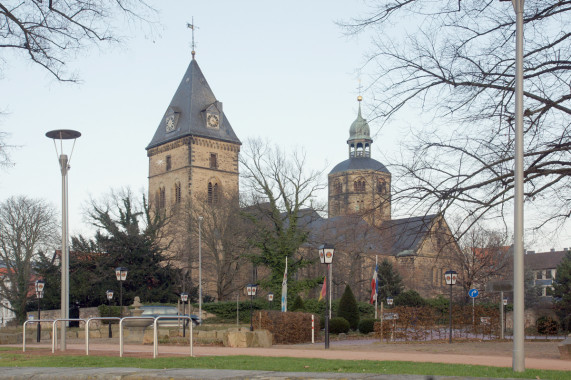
338,285 -> 359,330
553,251 -> 571,332
291,295 -> 305,311
377,259 -> 404,302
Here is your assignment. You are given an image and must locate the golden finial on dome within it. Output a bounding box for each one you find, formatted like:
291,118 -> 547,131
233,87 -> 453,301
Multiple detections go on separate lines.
357,95 -> 363,102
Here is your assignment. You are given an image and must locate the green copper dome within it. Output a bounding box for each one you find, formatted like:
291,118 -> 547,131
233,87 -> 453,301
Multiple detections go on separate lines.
348,101 -> 371,142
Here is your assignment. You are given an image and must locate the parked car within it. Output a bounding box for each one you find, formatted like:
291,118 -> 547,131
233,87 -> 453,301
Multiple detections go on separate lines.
139,305 -> 201,327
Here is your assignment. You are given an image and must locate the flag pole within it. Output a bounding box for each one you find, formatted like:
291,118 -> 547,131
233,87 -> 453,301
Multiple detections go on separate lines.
375,255 -> 378,319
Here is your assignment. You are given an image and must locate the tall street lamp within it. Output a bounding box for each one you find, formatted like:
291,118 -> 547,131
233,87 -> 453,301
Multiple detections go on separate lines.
444,270 -> 458,344
246,284 -> 258,331
115,267 -> 128,318
198,216 -> 203,322
46,128 -> 81,351
35,280 -> 45,343
106,290 -> 114,338
180,292 -> 189,337
386,297 -> 393,307
267,292 -> 274,309
499,0 -> 525,371
318,244 -> 335,349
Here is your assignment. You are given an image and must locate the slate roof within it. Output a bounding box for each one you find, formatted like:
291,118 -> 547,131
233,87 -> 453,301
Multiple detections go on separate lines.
524,250 -> 567,270
146,59 -> 241,150
329,157 -> 390,175
378,214 -> 438,255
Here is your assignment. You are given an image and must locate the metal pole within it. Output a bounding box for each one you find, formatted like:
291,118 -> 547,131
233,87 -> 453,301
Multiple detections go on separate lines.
512,0 -> 525,373
325,263 -> 330,349
500,290 -> 505,340
60,154 -> 69,351
328,263 -> 332,319
36,298 -> 41,343
249,293 -> 253,331
119,281 -> 123,318
108,299 -> 112,338
449,283 -> 453,344
183,300 -> 186,337
198,216 -> 203,322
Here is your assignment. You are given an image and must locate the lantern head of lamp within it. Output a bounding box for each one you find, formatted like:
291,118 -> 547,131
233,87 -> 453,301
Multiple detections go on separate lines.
444,270 -> 458,285
268,292 -> 274,302
246,284 -> 258,296
35,280 -> 45,293
318,244 -> 335,264
503,298 -> 508,306
106,290 -> 114,301
115,267 -> 128,281
181,292 -> 189,302
387,297 -> 394,306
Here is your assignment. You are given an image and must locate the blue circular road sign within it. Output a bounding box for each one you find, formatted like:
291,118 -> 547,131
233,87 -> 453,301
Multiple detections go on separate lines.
468,288 -> 479,298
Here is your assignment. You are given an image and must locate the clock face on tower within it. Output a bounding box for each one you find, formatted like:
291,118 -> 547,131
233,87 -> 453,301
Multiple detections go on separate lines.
207,113 -> 219,128
165,115 -> 176,132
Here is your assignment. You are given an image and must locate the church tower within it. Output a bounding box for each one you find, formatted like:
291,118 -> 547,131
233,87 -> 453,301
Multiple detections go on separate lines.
146,56 -> 241,213
328,97 -> 391,227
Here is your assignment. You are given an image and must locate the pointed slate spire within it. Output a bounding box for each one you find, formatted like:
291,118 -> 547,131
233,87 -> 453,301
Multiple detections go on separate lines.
146,58 -> 241,150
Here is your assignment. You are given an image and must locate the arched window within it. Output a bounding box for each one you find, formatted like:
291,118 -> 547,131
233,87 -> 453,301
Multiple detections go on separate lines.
208,181 -> 220,204
159,186 -> 166,209
353,178 -> 366,193
377,179 -> 386,194
333,179 -> 342,194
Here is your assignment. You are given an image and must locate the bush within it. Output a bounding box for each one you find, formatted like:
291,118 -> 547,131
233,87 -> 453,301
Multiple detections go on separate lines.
202,299 -> 263,322
537,316 -> 559,335
338,285 -> 360,330
253,311 -> 317,344
303,299 -> 325,315
358,318 -> 376,334
329,317 -> 350,334
291,295 -> 305,311
98,305 -> 121,323
395,290 -> 426,307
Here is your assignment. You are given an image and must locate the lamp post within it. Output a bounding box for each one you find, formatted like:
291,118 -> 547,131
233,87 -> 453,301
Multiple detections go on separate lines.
246,284 -> 258,331
386,297 -> 393,307
198,216 -> 203,322
115,267 -> 128,318
499,0 -> 525,371
267,292 -> 274,309
318,244 -> 335,349
35,280 -> 45,343
181,292 -> 188,337
444,270 -> 458,344
106,290 -> 113,338
46,129 -> 81,351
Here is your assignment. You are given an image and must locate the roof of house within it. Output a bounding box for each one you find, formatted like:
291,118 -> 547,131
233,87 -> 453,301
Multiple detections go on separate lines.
146,58 -> 241,150
379,214 -> 438,255
329,157 -> 390,175
524,250 -> 567,270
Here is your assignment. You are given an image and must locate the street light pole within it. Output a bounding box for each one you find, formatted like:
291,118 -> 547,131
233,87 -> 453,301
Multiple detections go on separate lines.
319,244 -> 335,350
106,290 -> 113,338
444,270 -> 457,344
46,129 -> 81,351
246,284 -> 257,331
115,267 -> 128,318
35,280 -> 45,343
198,216 -> 203,322
181,292 -> 188,337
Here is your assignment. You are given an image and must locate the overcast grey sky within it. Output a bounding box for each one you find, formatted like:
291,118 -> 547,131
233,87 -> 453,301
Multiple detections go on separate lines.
0,0 -> 568,251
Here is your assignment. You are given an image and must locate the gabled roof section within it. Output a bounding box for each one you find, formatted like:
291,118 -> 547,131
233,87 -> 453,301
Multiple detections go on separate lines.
379,214 -> 438,255
146,59 -> 241,150
524,250 -> 566,270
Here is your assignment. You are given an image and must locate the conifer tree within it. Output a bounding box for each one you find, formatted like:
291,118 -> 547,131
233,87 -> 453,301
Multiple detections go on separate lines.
377,259 -> 404,302
338,285 -> 359,330
553,251 -> 571,332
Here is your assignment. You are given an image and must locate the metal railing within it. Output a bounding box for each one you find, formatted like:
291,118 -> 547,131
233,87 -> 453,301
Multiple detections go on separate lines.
152,315 -> 193,358
85,317 -> 120,355
52,318 -> 86,353
22,319 -> 55,352
118,316 -> 155,357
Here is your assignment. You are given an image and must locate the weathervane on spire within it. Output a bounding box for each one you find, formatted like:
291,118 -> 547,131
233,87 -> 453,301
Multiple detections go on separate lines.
187,18 -> 199,59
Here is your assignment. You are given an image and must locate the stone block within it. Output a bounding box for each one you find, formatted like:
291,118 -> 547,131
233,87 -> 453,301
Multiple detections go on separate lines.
558,335 -> 571,360
223,329 -> 272,348
89,329 -> 102,339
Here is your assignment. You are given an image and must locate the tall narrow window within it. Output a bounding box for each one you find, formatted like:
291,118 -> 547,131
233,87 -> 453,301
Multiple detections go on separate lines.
333,179 -> 342,194
208,181 -> 220,204
166,155 -> 172,171
354,178 -> 366,192
175,182 -> 181,204
159,187 -> 166,209
377,179 -> 386,194
210,153 -> 218,168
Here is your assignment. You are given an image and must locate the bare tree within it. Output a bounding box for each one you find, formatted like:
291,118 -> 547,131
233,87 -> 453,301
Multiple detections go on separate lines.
0,196 -> 58,322
343,1 -> 570,240
240,138 -> 327,296
453,222 -> 511,299
0,0 -> 157,81
0,131 -> 15,170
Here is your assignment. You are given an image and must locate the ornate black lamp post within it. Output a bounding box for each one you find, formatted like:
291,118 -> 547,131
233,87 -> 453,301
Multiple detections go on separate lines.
35,280 -> 45,343
386,297 -> 393,307
246,284 -> 258,331
318,244 -> 335,349
106,290 -> 113,338
180,292 -> 189,337
115,267 -> 128,318
444,270 -> 458,344
267,292 -> 274,309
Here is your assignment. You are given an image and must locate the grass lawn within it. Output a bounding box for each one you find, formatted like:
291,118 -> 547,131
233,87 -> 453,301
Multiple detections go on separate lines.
0,348 -> 567,379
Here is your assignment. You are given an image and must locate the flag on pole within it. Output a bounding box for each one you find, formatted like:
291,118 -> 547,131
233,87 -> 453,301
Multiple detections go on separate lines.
318,276 -> 327,301
281,257 -> 288,312
370,263 -> 378,304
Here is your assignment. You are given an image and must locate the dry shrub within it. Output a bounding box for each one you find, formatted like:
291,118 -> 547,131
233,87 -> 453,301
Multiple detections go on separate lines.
253,310 -> 319,344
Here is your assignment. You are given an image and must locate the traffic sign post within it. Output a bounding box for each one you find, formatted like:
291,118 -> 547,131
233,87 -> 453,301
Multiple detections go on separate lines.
469,289 -> 479,325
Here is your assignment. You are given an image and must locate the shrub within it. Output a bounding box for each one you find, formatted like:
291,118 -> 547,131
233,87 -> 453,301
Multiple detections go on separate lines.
303,298 -> 325,315
291,295 -> 305,311
338,285 -> 359,330
395,290 -> 426,307
358,318 -> 376,334
537,316 -> 559,335
253,311 -> 317,344
98,305 -> 121,323
329,317 -> 350,334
